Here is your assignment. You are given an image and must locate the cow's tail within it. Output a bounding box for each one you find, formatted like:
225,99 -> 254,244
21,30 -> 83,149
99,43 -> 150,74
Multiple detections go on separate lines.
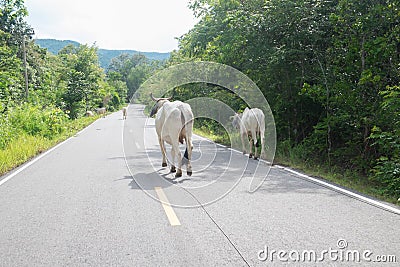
180,110 -> 191,166
182,147 -> 189,166
255,112 -> 265,148
255,125 -> 261,147
179,111 -> 185,144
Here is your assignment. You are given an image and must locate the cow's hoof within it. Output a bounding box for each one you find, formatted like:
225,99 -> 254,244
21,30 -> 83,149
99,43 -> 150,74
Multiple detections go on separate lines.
162,163 -> 167,167
175,172 -> 182,178
187,171 -> 192,176
249,154 -> 253,158
170,166 -> 176,173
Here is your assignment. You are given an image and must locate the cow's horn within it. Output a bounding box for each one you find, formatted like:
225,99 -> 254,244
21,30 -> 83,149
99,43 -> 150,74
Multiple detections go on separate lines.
150,93 -> 158,101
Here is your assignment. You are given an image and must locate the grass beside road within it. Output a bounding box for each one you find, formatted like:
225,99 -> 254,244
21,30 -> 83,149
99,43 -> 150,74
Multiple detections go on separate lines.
0,116 -> 98,176
194,127 -> 399,206
274,154 -> 399,205
193,127 -> 230,146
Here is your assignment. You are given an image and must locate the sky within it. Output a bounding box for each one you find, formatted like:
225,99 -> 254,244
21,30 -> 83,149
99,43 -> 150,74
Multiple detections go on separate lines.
25,0 -> 199,52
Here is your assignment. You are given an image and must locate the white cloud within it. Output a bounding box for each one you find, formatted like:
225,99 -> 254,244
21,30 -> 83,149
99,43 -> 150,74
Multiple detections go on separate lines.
25,0 -> 198,52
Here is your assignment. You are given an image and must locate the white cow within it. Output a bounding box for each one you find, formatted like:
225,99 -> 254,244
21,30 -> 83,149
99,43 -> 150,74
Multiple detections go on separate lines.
150,93 -> 194,177
231,107 -> 265,160
96,107 -> 106,118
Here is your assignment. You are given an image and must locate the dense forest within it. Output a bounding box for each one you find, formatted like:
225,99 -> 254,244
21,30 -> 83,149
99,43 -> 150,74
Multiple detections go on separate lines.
167,0 -> 400,200
1,0 -> 399,201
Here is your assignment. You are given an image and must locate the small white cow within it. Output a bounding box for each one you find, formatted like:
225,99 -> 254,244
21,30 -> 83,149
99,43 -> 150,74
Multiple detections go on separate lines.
150,93 -> 194,177
231,107 -> 265,160
85,110 -> 94,117
96,107 -> 106,118
122,107 -> 127,120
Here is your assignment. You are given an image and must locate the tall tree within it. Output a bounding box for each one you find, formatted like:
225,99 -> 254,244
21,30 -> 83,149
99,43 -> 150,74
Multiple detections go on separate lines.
0,0 -> 33,47
0,0 -> 33,105
58,44 -> 104,118
107,54 -> 164,101
0,30 -> 23,110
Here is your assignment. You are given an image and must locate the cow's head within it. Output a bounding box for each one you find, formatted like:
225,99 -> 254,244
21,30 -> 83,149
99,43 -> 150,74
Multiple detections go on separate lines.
149,93 -> 172,117
231,113 -> 242,130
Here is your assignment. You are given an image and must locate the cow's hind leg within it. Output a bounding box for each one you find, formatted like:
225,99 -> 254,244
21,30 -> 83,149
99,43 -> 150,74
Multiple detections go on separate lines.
260,133 -> 265,159
253,137 -> 259,160
185,140 -> 193,176
251,130 -> 259,160
170,148 -> 176,173
253,142 -> 259,160
159,137 -> 167,167
241,133 -> 247,155
172,141 -> 183,178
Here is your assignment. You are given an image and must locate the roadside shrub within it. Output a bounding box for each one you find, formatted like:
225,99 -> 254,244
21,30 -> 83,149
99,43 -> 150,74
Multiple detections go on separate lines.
370,128 -> 400,198
0,114 -> 18,149
107,93 -> 121,112
44,107 -> 70,137
8,104 -> 69,139
371,158 -> 400,197
0,134 -> 51,174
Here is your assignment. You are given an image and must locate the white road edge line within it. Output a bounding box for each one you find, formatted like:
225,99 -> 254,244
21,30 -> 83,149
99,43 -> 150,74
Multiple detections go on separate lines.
154,187 -> 181,226
275,165 -> 400,215
195,133 -> 400,215
0,120 -> 95,187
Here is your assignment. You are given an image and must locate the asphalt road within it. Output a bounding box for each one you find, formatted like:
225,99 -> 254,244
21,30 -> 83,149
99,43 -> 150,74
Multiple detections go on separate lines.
0,104 -> 399,266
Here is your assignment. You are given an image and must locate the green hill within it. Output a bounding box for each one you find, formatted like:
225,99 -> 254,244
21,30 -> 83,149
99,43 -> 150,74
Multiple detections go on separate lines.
34,39 -> 170,69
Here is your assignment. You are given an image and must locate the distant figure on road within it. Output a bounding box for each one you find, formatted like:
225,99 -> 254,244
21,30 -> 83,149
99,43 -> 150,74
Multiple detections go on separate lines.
122,107 -> 127,120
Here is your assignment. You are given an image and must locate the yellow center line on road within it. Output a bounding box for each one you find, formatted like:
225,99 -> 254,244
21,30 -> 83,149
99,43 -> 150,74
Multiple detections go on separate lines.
154,187 -> 181,226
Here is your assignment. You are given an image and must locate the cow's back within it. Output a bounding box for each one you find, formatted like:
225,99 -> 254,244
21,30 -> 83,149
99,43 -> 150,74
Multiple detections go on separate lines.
155,101 -> 193,144
242,108 -> 265,133
252,108 -> 265,133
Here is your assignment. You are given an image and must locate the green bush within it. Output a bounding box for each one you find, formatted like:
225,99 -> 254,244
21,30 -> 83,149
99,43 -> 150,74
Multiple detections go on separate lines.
0,114 -> 18,150
0,134 -> 51,174
8,104 -> 69,139
371,158 -> 400,197
370,127 -> 400,198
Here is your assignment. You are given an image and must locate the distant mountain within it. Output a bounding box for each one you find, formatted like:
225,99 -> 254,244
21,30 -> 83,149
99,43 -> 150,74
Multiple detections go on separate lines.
34,39 -> 170,69
97,48 -> 169,69
35,39 -> 81,55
